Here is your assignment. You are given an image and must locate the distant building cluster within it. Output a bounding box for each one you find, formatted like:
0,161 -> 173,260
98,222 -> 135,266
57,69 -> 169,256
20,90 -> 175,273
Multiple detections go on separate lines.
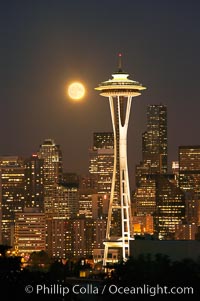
0,105 -> 200,261
133,105 -> 200,241
0,135 -> 112,261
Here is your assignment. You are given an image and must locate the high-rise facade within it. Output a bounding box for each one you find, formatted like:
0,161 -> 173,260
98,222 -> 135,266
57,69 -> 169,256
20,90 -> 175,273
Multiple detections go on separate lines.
14,208 -> 46,256
153,174 -> 185,239
136,105 -> 168,186
178,146 -> 200,231
89,132 -> 114,252
46,219 -> 70,258
78,189 -> 96,219
179,146 -> 200,197
175,222 -> 198,240
134,175 -> 156,216
37,139 -> 63,196
93,132 -> 114,149
134,173 -> 185,239
0,156 -> 25,246
24,154 -> 44,211
142,104 -> 168,174
89,132 -> 114,195
44,183 -> 79,219
95,54 -> 146,264
70,218 -> 94,257
134,104 -> 168,235
45,182 -> 79,257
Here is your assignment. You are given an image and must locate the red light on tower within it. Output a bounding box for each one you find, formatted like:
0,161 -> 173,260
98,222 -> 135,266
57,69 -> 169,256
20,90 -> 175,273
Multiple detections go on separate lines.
118,52 -> 123,71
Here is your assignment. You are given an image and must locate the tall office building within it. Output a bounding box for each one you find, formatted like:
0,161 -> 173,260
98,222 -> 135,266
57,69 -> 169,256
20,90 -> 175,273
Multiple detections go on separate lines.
0,156 -> 25,246
45,182 -> 79,257
46,219 -> 70,258
136,105 -> 167,185
184,191 -> 200,225
70,218 -> 94,257
143,104 -> 168,174
78,189 -> 97,219
89,132 -> 114,252
24,154 -> 44,211
89,132 -> 114,195
95,54 -> 146,264
48,218 -> 95,258
134,105 -> 168,234
93,132 -> 114,149
133,175 -> 156,216
134,173 -> 185,239
154,174 -> 185,239
179,146 -> 200,197
175,222 -> 198,240
44,183 -> 79,219
14,208 -> 46,256
178,146 -> 200,229
93,218 -> 107,263
37,139 -> 63,196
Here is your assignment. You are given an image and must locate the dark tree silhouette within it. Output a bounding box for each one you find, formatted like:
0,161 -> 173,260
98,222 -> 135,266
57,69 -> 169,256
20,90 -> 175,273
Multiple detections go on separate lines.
0,244 -> 12,257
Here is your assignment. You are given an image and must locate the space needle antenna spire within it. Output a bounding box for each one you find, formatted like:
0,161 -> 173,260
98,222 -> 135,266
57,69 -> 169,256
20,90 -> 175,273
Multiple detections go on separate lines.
118,52 -> 123,72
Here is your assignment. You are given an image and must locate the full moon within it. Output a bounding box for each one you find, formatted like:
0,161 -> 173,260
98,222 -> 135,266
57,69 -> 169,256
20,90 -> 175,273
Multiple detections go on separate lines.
67,82 -> 85,100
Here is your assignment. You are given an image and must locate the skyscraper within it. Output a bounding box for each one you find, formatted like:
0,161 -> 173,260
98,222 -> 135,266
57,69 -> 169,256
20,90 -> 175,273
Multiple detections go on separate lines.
95,54 -> 146,264
136,105 -> 168,182
179,146 -> 200,197
0,156 -> 25,246
134,105 -> 168,226
133,175 -> 156,216
89,132 -> 114,195
153,174 -> 185,239
15,208 -> 46,256
44,183 -> 79,219
45,182 -> 79,257
144,104 -> 167,173
24,154 -> 44,211
178,146 -> 200,230
37,139 -> 63,196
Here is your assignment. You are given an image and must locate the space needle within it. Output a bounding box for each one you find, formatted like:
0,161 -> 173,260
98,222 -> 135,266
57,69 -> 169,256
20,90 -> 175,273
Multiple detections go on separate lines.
95,53 -> 146,266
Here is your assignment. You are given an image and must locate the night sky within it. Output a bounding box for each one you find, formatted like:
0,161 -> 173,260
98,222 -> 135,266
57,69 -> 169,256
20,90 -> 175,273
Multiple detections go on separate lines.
1,0 -> 200,189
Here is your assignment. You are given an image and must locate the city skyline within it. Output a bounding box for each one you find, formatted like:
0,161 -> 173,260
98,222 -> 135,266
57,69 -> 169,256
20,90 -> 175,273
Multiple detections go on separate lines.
1,0 -> 200,186
1,2 -> 200,297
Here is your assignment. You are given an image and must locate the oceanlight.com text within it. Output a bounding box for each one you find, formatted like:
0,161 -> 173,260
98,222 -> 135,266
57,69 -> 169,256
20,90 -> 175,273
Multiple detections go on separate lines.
24,283 -> 194,297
